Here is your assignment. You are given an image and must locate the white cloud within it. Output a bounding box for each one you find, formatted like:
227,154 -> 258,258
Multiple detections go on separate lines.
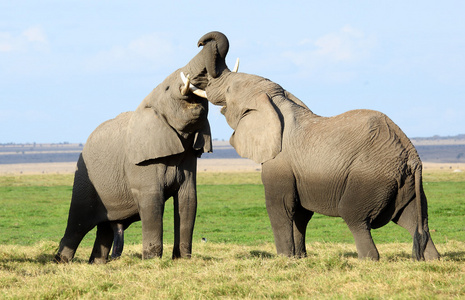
84,33 -> 179,72
22,27 -> 48,43
282,25 -> 376,82
0,26 -> 49,53
315,26 -> 360,62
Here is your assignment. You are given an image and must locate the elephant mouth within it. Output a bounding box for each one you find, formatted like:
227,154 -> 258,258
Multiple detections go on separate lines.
182,95 -> 208,114
180,72 -> 207,99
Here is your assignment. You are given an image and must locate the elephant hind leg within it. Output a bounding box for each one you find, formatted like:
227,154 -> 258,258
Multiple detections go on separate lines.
89,222 -> 114,264
347,223 -> 379,260
56,155 -> 102,263
55,223 -> 94,263
393,199 -> 440,260
111,222 -> 125,259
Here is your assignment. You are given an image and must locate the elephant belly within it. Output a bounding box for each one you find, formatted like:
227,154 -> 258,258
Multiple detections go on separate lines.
294,162 -> 349,217
297,183 -> 341,217
82,154 -> 137,220
93,175 -> 137,220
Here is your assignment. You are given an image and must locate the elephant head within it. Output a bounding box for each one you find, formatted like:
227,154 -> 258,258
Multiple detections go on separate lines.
125,31 -> 234,165
210,74 -> 285,164
181,31 -> 313,164
187,32 -> 310,164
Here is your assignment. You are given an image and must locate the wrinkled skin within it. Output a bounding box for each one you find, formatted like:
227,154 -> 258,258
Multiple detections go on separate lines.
202,32 -> 440,261
54,32 -> 230,263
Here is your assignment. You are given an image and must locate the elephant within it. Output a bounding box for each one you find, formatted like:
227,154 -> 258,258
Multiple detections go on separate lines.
193,32 -> 440,261
54,31 -> 234,263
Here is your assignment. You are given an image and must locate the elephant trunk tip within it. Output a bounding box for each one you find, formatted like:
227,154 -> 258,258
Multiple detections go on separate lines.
197,31 -> 229,58
197,31 -> 231,79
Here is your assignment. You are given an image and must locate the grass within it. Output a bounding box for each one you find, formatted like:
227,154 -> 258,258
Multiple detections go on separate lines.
0,242 -> 464,299
0,171 -> 464,298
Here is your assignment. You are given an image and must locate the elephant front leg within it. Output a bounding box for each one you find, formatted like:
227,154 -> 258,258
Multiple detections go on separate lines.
266,196 -> 295,256
172,182 -> 197,259
262,164 -> 297,257
135,191 -> 165,259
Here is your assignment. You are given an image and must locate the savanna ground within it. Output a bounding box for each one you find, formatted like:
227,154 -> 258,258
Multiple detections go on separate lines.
0,168 -> 464,299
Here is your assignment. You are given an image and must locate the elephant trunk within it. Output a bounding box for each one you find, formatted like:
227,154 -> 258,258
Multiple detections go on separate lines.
180,31 -> 230,91
197,31 -> 230,79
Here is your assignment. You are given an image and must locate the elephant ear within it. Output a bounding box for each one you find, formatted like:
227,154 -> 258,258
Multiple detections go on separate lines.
228,93 -> 282,164
126,107 -> 184,165
193,121 -> 213,154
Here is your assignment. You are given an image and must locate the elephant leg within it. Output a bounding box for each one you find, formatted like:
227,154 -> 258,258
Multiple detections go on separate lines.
393,199 -> 440,260
111,223 -> 125,259
55,227 -> 93,263
55,180 -> 100,263
346,223 -> 379,260
338,177 -> 384,260
293,206 -> 314,258
134,190 -> 165,259
89,222 -> 114,264
172,183 -> 197,259
262,162 -> 297,257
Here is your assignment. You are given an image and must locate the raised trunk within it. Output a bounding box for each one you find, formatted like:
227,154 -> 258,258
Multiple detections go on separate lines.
178,32 -> 231,91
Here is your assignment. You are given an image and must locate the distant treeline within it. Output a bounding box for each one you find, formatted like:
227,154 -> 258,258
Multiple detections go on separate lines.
413,134 -> 465,140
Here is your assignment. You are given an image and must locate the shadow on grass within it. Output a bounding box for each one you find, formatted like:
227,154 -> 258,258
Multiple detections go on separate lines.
0,253 -> 64,265
442,251 -> 465,262
250,250 -> 275,258
195,254 -> 223,262
110,252 -> 226,263
383,251 -> 412,261
235,250 -> 275,259
341,251 -> 358,259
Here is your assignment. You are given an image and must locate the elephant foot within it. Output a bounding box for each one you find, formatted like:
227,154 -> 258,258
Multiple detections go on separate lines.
111,252 -> 122,260
88,256 -> 108,264
142,244 -> 163,259
172,243 -> 192,259
54,253 -> 70,264
423,240 -> 440,261
294,251 -> 307,259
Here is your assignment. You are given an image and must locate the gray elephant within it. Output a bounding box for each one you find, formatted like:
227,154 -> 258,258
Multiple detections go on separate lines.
194,32 -> 440,261
54,31 -> 233,263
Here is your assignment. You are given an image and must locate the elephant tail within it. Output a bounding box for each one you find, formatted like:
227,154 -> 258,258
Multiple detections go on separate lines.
412,164 -> 428,261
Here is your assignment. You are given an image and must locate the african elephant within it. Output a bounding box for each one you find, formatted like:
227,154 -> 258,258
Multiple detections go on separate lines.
54,31 -> 233,263
195,32 -> 440,261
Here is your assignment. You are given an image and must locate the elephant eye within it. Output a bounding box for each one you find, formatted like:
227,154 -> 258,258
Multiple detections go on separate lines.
165,85 -> 170,92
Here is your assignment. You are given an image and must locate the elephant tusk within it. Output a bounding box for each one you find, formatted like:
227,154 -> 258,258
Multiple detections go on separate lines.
180,73 -> 191,95
180,72 -> 207,98
232,58 -> 240,73
192,89 -> 207,98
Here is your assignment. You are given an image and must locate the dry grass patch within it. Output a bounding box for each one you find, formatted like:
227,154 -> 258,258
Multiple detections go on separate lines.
0,241 -> 464,299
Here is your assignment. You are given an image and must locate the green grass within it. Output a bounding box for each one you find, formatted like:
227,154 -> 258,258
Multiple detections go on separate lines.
0,171 -> 463,247
0,171 -> 464,298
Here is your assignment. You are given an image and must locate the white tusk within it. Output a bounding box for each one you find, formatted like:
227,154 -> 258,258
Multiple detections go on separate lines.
180,73 -> 190,95
193,89 -> 207,98
232,58 -> 240,73
180,72 -> 207,98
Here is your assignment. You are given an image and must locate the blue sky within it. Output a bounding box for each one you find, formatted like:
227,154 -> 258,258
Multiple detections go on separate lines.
1,1 -> 464,143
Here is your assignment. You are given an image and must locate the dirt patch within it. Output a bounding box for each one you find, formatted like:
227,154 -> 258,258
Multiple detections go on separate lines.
423,162 -> 465,172
0,159 -> 261,175
1,161 -> 461,176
